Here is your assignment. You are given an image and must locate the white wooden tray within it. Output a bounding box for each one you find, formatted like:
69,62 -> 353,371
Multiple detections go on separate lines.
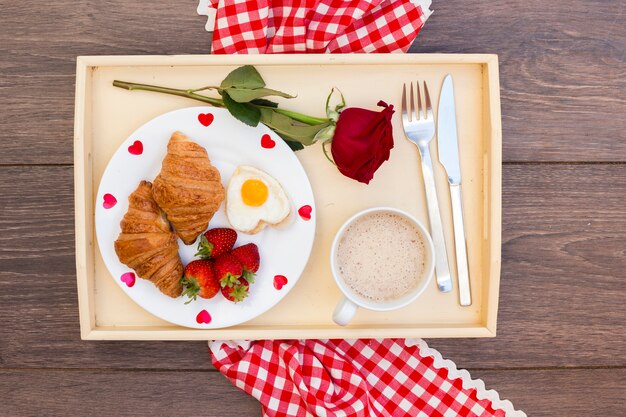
74,54 -> 501,340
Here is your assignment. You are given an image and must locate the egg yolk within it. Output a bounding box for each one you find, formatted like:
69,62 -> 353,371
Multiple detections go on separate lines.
241,179 -> 268,206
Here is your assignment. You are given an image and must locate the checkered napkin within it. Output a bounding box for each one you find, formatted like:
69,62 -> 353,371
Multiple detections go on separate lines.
210,338 -> 526,417
198,0 -> 433,54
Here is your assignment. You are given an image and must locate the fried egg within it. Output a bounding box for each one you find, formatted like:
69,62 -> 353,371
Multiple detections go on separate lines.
226,166 -> 291,234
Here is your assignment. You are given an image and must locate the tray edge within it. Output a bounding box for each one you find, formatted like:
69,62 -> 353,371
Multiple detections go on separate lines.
74,54 -> 502,340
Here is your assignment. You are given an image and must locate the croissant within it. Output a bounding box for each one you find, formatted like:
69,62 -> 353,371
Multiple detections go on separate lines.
114,180 -> 183,298
152,131 -> 225,244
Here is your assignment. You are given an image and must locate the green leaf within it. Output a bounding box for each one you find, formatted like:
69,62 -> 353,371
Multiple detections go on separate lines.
243,270 -> 255,284
313,124 -> 336,142
321,139 -> 336,165
259,108 -> 330,146
222,92 -> 261,127
225,87 -> 295,103
220,65 -> 265,90
325,88 -> 346,120
274,132 -> 305,151
250,98 -> 279,108
285,139 -> 305,151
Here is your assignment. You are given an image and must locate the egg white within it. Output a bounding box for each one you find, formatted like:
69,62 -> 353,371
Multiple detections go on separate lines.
226,166 -> 291,234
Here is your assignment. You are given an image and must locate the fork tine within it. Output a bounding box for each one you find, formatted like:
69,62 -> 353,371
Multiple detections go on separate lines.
416,81 -> 423,120
401,83 -> 409,123
410,82 -> 416,121
423,81 -> 433,119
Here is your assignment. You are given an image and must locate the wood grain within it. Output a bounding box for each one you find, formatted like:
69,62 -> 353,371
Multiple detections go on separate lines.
471,368 -> 626,417
0,0 -> 213,165
1,164 -> 625,369
0,1 -> 624,164
0,370 -> 261,417
1,1 -> 625,415
0,165 -> 212,370
1,368 -> 623,416
412,0 -> 626,162
428,163 -> 626,367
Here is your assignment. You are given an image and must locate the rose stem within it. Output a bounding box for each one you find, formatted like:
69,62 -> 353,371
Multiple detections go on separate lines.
112,80 -> 330,126
112,80 -> 224,107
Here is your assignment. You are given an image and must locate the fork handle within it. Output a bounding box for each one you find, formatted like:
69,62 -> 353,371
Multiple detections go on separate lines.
418,146 -> 452,292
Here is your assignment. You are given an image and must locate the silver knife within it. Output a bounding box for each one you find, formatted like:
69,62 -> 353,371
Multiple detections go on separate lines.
438,74 -> 472,306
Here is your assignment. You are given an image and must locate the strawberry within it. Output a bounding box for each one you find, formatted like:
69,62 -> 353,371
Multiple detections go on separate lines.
214,253 -> 243,288
196,228 -> 237,259
181,260 -> 220,304
221,278 -> 249,303
231,243 -> 260,283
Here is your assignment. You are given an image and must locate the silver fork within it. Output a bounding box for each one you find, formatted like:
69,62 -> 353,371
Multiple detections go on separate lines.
401,82 -> 452,292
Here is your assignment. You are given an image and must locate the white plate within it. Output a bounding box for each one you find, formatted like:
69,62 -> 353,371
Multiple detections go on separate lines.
95,107 -> 316,329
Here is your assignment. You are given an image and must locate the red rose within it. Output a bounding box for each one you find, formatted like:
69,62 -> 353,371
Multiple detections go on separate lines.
330,101 -> 395,184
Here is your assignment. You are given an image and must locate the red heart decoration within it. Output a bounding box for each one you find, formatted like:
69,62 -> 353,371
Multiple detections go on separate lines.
198,113 -> 214,127
273,275 -> 288,290
196,310 -> 212,324
128,140 -> 143,155
261,134 -> 276,149
120,272 -> 136,287
298,205 -> 312,221
103,193 -> 117,209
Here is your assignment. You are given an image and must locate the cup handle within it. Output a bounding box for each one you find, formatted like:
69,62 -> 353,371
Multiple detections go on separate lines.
333,297 -> 358,326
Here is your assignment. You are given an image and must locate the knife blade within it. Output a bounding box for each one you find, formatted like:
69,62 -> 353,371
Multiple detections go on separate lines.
437,74 -> 472,306
438,75 -> 461,185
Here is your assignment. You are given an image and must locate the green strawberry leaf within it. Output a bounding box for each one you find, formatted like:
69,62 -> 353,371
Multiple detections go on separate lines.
225,87 -> 295,103
219,274 -> 241,288
220,65 -> 265,90
195,235 -> 214,259
180,277 -> 200,304
243,270 -> 255,284
222,91 -> 261,127
229,284 -> 249,302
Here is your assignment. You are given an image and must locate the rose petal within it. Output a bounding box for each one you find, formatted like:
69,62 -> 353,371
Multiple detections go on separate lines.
331,102 -> 395,184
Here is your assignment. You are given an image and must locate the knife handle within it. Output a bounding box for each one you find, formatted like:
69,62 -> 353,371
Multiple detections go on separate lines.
418,146 -> 452,292
450,184 -> 472,306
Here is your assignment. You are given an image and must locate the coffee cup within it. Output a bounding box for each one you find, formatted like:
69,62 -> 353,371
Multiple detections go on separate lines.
331,207 -> 435,326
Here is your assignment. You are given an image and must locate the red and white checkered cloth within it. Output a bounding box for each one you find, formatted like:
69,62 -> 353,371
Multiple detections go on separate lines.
198,3 -> 523,416
210,338 -> 525,417
198,0 -> 432,54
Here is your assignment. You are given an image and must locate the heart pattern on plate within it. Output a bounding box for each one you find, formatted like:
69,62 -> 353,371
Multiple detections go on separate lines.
273,275 -> 288,290
198,113 -> 214,127
298,205 -> 312,221
196,310 -> 212,324
120,272 -> 136,287
127,140 -> 143,155
260,134 -> 276,149
103,193 -> 117,209
95,107 -> 316,329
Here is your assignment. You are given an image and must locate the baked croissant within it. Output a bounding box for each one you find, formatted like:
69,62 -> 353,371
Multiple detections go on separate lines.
152,131 -> 225,244
114,180 -> 183,297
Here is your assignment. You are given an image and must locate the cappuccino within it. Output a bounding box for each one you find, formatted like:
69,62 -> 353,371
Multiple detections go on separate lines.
335,212 -> 426,302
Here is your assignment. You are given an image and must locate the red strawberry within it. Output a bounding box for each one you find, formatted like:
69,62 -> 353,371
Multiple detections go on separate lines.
181,260 -> 220,304
214,253 -> 243,288
196,228 -> 237,259
221,278 -> 249,303
231,243 -> 260,283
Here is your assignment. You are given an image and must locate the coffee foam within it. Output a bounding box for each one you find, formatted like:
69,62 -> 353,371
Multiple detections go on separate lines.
336,212 -> 426,303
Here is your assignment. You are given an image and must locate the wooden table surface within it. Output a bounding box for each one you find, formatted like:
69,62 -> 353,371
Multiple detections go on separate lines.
1,1 -> 625,416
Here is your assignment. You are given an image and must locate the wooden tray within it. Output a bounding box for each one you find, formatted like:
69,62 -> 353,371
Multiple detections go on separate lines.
74,54 -> 501,340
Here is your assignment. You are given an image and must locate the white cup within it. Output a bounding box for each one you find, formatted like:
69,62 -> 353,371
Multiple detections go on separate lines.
331,207 -> 435,326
